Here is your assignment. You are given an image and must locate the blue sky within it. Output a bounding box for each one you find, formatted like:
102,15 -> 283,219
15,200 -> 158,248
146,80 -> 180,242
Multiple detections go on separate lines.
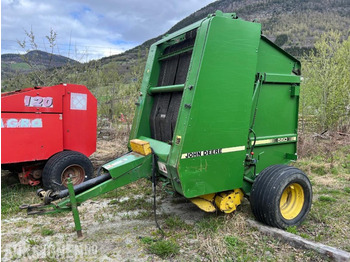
1,0 -> 215,61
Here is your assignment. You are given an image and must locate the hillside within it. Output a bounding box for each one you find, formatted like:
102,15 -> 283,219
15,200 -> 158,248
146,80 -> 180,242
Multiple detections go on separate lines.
1,50 -> 80,80
102,0 -> 350,66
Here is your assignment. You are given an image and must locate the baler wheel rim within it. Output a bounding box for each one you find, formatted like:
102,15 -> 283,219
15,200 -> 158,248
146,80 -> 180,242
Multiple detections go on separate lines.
42,150 -> 93,191
279,182 -> 304,220
61,164 -> 86,187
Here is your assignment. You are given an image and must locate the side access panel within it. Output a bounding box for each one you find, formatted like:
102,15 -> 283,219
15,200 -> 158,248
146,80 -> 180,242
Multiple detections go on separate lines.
252,37 -> 301,174
62,84 -> 97,157
176,16 -> 261,198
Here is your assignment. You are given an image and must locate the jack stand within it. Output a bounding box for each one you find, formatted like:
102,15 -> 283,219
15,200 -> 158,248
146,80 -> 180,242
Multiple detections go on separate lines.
67,177 -> 83,238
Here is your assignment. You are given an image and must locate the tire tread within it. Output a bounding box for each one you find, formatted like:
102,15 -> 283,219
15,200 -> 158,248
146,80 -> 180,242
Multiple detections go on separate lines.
42,151 -> 93,191
250,164 -> 312,229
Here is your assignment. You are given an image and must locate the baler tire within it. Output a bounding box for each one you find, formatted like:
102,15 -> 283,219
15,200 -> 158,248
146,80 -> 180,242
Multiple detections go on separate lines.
42,151 -> 93,191
250,165 -> 312,229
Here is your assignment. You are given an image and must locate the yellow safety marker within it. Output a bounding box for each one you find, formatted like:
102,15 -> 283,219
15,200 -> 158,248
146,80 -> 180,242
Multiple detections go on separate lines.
130,139 -> 152,156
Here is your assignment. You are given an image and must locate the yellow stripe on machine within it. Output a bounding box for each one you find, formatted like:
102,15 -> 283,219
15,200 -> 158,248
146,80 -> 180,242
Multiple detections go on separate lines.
255,139 -> 275,145
252,136 -> 297,146
221,146 -> 245,153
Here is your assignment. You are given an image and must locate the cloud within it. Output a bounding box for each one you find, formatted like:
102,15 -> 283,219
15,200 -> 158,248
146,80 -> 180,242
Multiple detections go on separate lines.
1,0 -> 215,61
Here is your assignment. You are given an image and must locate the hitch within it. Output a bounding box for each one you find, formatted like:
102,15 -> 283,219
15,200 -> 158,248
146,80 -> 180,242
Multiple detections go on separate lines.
21,178 -> 83,237
20,151 -> 152,237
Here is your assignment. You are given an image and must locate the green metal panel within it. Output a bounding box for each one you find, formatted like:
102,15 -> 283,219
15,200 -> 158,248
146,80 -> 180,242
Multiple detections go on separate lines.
251,83 -> 299,137
174,16 -> 261,198
138,136 -> 171,162
239,34 -> 301,194
251,39 -> 301,176
247,81 -> 299,171
103,152 -> 150,178
256,36 -> 300,74
167,18 -> 211,172
149,84 -> 185,94
291,85 -> 300,96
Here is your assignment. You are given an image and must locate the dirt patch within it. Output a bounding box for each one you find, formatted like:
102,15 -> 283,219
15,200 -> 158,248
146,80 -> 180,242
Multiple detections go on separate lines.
314,176 -> 338,187
90,136 -> 129,170
298,131 -> 350,158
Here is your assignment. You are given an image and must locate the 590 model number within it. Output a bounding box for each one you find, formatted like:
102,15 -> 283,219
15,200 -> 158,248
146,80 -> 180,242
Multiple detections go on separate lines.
277,137 -> 288,142
24,96 -> 53,108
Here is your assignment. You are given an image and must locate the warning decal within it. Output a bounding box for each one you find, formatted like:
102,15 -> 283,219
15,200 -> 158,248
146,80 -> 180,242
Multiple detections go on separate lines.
158,162 -> 168,174
70,93 -> 87,110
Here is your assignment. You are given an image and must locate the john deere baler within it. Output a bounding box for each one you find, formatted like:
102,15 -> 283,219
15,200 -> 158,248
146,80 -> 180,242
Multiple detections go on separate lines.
22,11 -> 312,235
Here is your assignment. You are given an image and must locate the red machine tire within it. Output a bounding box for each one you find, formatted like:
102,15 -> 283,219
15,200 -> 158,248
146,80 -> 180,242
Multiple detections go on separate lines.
42,151 -> 93,191
250,165 -> 312,229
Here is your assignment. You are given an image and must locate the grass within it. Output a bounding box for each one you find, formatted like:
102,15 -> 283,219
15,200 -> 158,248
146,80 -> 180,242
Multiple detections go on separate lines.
164,216 -> 191,230
195,216 -> 225,235
116,197 -> 153,212
144,239 -> 179,259
224,235 -> 242,249
41,227 -> 55,236
286,226 -> 298,234
26,239 -> 41,246
293,143 -> 350,252
139,236 -> 154,245
1,182 -> 39,218
10,62 -> 31,70
318,195 -> 336,202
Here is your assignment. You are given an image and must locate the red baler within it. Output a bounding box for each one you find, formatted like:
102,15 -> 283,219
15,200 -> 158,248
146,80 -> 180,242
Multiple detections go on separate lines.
1,84 -> 97,190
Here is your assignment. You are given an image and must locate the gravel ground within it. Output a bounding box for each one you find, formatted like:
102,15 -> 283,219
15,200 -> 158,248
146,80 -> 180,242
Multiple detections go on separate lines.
1,193 -> 207,261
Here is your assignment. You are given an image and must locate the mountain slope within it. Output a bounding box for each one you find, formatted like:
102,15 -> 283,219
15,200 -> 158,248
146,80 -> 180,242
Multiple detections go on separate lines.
1,50 -> 80,79
102,0 -> 350,66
